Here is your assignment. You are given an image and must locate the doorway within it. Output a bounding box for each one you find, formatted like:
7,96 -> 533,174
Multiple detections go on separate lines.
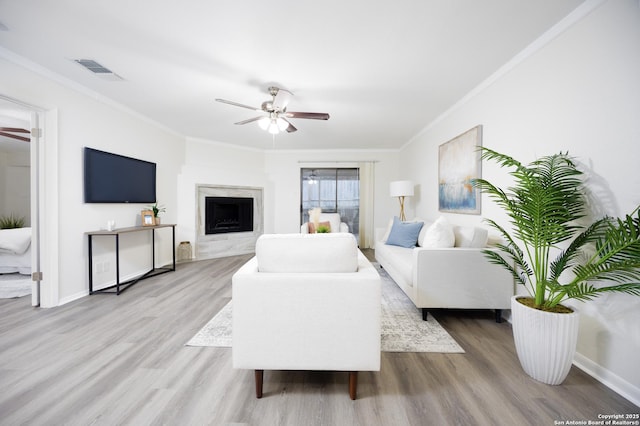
0,95 -> 44,306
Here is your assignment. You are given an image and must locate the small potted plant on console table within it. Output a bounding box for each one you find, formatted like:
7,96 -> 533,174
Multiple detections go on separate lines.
149,203 -> 166,225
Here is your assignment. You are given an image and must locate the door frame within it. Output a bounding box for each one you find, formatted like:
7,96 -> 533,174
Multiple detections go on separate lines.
1,94 -> 52,307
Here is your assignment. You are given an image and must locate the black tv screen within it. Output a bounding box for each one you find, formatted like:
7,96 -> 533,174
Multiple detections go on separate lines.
84,147 -> 157,203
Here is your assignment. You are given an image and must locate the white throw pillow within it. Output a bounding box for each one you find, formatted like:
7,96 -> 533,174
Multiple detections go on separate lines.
0,227 -> 32,255
417,220 -> 433,246
454,226 -> 489,248
419,216 -> 455,248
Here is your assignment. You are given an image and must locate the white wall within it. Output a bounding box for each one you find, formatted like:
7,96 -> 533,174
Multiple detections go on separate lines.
400,0 -> 640,403
0,150 -> 30,224
0,56 -> 185,304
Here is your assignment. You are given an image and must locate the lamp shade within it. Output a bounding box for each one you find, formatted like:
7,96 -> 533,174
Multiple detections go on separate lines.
390,180 -> 414,197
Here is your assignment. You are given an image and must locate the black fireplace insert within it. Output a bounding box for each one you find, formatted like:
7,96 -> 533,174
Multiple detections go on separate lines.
205,197 -> 254,234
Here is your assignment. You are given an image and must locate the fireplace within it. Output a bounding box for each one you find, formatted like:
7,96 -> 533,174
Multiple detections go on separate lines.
196,185 -> 263,260
205,196 -> 254,234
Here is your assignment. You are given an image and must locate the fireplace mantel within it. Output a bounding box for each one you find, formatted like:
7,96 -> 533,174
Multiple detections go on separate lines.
196,184 -> 263,259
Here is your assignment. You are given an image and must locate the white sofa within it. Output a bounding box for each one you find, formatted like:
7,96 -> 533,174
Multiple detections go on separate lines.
232,233 -> 381,400
300,212 -> 349,233
374,217 -> 514,322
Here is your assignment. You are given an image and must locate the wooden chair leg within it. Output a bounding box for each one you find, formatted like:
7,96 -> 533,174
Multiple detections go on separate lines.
348,371 -> 358,400
255,370 -> 264,399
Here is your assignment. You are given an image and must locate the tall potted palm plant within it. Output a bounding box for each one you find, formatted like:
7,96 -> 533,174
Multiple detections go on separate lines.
474,147 -> 640,385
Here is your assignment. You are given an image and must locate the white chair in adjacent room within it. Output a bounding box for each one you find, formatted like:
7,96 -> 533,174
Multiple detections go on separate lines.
300,212 -> 349,233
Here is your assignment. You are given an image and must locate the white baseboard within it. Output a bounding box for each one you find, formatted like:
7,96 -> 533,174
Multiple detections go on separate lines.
58,290 -> 89,306
57,268 -> 154,306
573,353 -> 640,407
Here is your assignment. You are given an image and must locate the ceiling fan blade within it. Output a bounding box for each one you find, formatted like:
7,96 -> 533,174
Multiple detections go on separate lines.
234,116 -> 264,125
272,88 -> 292,111
284,112 -> 330,120
215,98 -> 261,111
0,130 -> 30,142
282,118 -> 297,133
0,127 -> 30,133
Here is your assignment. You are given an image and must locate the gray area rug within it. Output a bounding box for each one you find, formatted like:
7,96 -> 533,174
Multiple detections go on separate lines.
0,273 -> 32,299
186,265 -> 464,353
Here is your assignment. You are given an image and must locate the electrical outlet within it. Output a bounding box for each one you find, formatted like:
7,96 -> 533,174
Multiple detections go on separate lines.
103,261 -> 110,272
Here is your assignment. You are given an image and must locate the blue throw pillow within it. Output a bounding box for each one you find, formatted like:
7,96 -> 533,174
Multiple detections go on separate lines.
385,216 -> 424,248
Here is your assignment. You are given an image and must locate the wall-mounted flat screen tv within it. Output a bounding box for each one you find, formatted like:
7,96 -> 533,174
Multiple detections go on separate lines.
84,147 -> 157,203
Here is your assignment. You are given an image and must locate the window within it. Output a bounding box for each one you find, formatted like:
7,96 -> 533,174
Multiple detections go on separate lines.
300,168 -> 359,240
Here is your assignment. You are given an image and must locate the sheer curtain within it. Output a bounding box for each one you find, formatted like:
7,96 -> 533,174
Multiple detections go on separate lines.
358,161 -> 375,248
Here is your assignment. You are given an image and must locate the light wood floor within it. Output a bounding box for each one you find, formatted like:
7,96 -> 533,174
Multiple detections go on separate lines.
0,251 -> 637,426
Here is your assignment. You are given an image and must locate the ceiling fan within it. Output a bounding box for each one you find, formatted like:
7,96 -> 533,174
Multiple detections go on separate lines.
0,127 -> 30,142
215,86 -> 329,134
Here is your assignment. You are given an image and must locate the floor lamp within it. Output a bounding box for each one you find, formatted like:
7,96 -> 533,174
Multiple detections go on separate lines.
390,180 -> 414,221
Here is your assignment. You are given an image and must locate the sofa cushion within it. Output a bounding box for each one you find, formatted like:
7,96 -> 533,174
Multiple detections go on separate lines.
417,220 -> 433,247
256,233 -> 358,273
454,226 -> 489,248
419,216 -> 455,248
377,243 -> 413,286
385,216 -> 424,248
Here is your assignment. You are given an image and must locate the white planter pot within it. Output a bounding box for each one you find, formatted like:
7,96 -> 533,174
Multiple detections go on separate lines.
511,295 -> 580,385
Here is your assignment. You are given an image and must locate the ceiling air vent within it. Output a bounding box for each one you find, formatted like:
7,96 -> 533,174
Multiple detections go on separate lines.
73,59 -> 123,81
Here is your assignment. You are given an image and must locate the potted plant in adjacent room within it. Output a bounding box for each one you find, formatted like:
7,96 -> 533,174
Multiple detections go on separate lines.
474,147 -> 640,385
0,214 -> 25,229
149,203 -> 166,225
316,224 -> 330,233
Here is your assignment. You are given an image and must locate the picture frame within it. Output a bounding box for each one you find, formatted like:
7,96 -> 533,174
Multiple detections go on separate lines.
141,210 -> 155,226
438,125 -> 483,214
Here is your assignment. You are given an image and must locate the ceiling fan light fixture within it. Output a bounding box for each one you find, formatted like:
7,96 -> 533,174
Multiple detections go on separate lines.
267,122 -> 280,135
258,117 -> 270,130
258,116 -> 289,134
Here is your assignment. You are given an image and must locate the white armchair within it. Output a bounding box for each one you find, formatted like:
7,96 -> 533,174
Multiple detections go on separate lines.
300,212 -> 349,233
232,233 -> 381,400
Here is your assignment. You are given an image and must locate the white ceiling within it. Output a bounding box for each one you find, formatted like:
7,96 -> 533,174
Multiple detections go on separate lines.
0,0 -> 586,150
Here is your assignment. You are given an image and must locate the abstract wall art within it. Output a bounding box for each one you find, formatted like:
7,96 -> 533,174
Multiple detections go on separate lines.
438,125 -> 482,214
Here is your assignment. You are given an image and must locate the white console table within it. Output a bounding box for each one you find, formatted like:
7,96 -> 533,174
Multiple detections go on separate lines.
87,224 -> 176,295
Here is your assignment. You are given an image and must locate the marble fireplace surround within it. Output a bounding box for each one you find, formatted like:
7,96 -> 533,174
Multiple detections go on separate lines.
196,184 -> 264,260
